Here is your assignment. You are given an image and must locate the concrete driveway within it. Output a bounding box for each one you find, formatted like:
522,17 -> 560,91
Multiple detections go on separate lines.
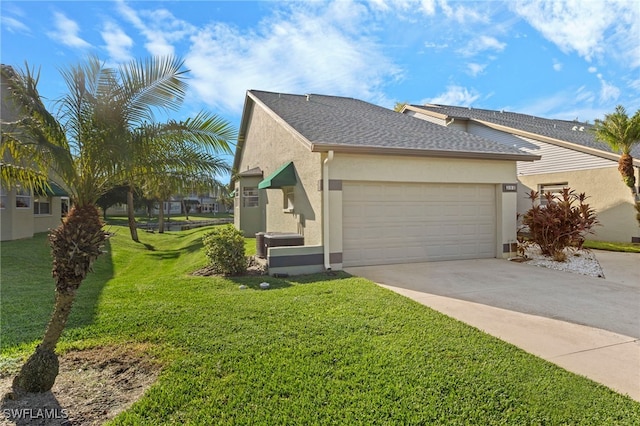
345,250 -> 640,400
346,251 -> 639,338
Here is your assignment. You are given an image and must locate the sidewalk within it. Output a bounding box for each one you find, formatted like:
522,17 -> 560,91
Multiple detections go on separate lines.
379,283 -> 640,402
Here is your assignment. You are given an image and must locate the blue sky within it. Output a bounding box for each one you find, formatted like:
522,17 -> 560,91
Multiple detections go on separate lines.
2,0 -> 639,144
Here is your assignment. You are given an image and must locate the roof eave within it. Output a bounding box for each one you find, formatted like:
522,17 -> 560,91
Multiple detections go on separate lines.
310,143 -> 540,162
473,119 -> 640,165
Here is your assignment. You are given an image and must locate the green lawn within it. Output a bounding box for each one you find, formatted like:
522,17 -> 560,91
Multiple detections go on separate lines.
584,240 -> 640,253
2,227 -> 639,424
104,212 -> 233,227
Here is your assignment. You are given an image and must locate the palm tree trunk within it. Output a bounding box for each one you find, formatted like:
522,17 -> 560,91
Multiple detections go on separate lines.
619,154 -> 637,192
12,290 -> 76,393
127,186 -> 139,242
12,204 -> 106,394
158,201 -> 165,233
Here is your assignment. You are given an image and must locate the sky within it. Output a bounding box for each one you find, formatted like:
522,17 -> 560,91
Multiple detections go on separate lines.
1,0 -> 639,166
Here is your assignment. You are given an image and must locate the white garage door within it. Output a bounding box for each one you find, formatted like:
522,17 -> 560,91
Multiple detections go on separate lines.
342,182 -> 496,267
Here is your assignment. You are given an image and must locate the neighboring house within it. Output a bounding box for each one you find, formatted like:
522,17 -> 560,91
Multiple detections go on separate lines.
1,65 -> 70,241
402,104 -> 640,242
0,183 -> 69,241
233,91 -> 539,275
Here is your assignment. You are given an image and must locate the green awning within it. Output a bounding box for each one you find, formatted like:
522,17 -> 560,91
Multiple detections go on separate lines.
258,162 -> 297,189
36,181 -> 69,197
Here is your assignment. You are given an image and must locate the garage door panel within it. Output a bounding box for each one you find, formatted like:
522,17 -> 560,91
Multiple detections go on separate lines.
343,182 -> 496,267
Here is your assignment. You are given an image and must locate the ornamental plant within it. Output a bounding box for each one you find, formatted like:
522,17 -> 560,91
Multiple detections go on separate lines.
519,188 -> 599,261
202,225 -> 246,275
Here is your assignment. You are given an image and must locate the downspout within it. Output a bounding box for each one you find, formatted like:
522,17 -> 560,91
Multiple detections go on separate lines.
323,150 -> 334,271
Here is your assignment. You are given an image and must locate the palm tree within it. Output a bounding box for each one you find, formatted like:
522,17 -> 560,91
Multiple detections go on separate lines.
123,112 -> 234,240
593,105 -> 640,193
1,56 -> 233,394
1,64 -> 72,194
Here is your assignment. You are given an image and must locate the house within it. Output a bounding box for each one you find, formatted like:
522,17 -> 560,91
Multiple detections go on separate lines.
402,104 -> 640,242
1,65 -> 70,241
233,91 -> 539,275
0,183 -> 69,241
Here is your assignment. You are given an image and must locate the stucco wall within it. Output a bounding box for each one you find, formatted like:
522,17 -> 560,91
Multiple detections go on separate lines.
518,167 -> 639,242
0,189 -> 35,241
330,153 -> 516,183
33,197 -> 63,234
236,102 -> 323,245
234,175 -> 264,237
328,153 -> 520,262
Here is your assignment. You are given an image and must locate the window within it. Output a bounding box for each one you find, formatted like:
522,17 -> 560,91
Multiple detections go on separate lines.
283,187 -> 294,212
16,188 -> 31,209
61,197 -> 70,217
539,183 -> 568,206
242,187 -> 259,208
33,196 -> 51,215
0,187 -> 6,209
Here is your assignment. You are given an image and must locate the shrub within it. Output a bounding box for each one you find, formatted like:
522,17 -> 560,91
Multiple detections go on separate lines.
202,225 -> 246,275
519,188 -> 599,261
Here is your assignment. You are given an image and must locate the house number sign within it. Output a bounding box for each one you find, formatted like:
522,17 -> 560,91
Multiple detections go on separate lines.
502,183 -> 518,192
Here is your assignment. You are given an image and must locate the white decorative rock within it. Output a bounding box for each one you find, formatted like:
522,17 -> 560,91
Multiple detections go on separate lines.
259,282 -> 270,290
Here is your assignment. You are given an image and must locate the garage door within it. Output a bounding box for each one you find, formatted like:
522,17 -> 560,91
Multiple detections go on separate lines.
342,182 -> 496,267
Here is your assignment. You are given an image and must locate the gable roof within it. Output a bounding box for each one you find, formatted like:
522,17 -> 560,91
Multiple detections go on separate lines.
406,104 -> 640,161
233,90 -> 539,173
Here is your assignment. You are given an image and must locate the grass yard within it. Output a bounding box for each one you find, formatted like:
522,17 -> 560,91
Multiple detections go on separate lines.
104,212 -> 233,227
584,240 -> 640,253
1,227 -> 639,424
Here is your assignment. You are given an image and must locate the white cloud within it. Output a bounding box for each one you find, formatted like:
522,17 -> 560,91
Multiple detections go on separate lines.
459,35 -> 506,57
185,2 -> 401,113
424,41 -> 448,49
467,63 -> 486,76
116,1 -> 195,57
438,0 -> 488,24
511,0 -> 639,67
552,59 -> 562,71
422,85 -> 480,106
369,0 -> 436,16
597,76 -> 620,103
101,22 -> 134,63
1,16 -> 30,34
47,12 -> 91,49
514,86 -> 609,122
588,66 -> 597,73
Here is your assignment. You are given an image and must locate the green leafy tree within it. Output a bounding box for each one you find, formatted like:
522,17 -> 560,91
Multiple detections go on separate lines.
122,112 -> 235,241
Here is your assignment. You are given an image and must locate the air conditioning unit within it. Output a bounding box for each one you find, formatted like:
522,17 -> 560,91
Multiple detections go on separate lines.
264,232 -> 304,252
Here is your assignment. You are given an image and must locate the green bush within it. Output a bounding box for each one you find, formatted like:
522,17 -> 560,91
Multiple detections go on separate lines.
519,188 -> 599,261
202,225 -> 246,275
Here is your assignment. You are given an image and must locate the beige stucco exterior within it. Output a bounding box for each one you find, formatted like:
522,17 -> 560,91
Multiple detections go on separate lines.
518,167 -> 639,242
324,153 -> 519,268
234,101 -> 323,243
1,189 -> 66,241
233,93 -> 530,273
405,105 -> 640,243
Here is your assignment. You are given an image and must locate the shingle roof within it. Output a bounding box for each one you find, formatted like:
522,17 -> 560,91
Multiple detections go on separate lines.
413,104 -> 640,158
248,90 -> 538,160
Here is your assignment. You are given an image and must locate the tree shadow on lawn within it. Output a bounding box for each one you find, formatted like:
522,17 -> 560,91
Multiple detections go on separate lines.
0,235 -> 114,350
227,270 -> 353,290
143,231 -> 206,260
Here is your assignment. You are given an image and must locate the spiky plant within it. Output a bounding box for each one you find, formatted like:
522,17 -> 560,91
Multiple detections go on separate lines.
593,105 -> 640,192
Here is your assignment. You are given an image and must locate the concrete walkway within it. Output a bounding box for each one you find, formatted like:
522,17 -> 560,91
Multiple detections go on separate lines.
346,252 -> 640,402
